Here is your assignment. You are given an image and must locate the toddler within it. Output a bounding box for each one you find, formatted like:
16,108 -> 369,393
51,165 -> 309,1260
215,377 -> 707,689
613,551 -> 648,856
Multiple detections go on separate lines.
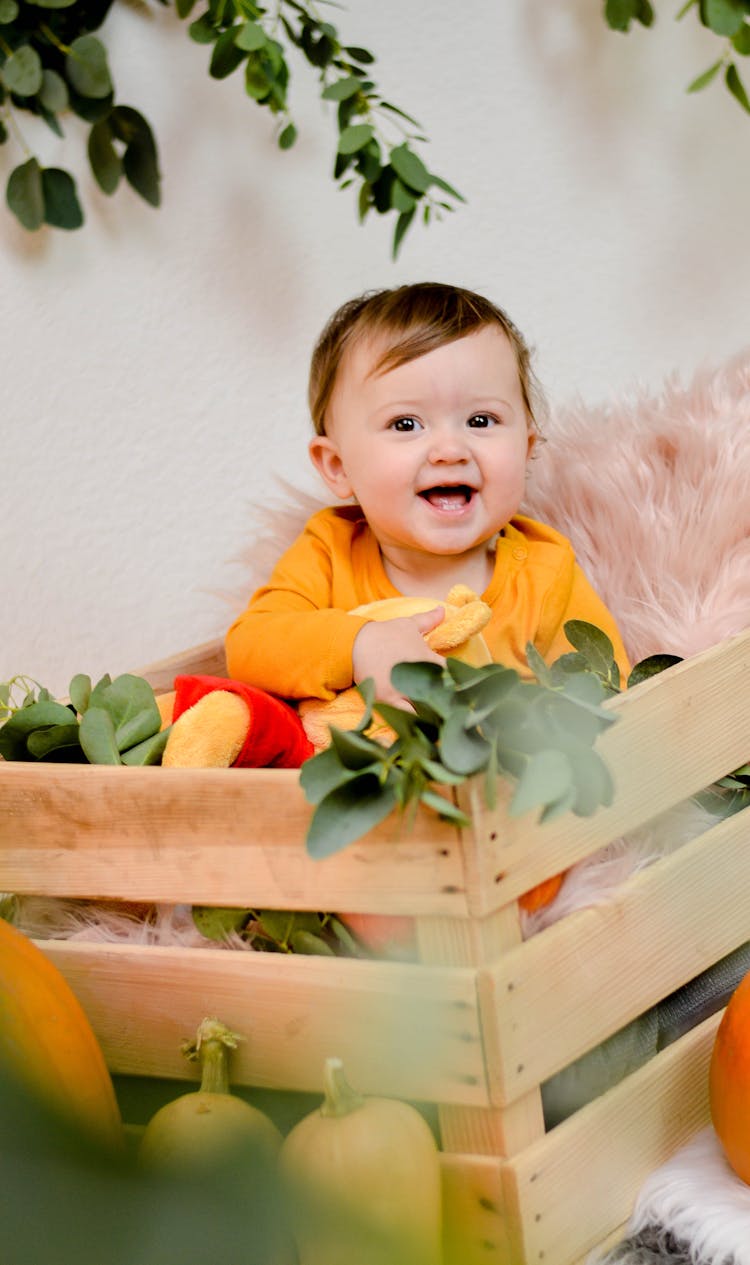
226,282 -> 629,703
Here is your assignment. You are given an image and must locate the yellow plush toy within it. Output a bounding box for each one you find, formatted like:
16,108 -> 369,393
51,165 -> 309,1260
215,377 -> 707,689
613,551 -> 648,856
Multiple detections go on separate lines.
159,585 -> 492,764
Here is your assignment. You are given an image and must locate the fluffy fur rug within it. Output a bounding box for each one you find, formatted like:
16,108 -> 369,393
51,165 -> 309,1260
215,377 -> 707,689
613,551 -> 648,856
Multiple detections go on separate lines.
9,347 -> 750,1263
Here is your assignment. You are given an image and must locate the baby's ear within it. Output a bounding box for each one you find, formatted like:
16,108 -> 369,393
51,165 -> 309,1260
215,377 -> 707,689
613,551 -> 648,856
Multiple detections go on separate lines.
308,435 -> 353,500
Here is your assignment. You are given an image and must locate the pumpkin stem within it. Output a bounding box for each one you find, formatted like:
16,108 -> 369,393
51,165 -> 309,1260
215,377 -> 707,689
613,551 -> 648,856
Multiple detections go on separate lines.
182,1017 -> 243,1095
320,1056 -> 366,1117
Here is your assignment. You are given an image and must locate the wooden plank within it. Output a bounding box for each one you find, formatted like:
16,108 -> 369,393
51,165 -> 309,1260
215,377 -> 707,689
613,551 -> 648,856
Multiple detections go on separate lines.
464,628 -> 750,914
501,1012 -> 720,1265
0,764 -> 467,914
416,881 -> 545,1160
441,1153 -> 513,1265
134,637 -> 227,693
483,806 -> 750,1102
38,939 -> 489,1107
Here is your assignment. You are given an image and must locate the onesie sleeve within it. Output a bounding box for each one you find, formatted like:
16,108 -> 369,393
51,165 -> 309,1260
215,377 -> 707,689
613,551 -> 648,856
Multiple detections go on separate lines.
225,515 -> 369,701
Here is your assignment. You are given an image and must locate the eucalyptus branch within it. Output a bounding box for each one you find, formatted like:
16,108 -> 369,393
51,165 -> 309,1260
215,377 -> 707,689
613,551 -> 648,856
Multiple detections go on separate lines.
604,0 -> 750,115
0,0 -> 463,249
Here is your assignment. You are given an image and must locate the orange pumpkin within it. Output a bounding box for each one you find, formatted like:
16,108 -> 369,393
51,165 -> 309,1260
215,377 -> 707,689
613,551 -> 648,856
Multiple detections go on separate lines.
0,917 -> 123,1149
709,968 -> 750,1183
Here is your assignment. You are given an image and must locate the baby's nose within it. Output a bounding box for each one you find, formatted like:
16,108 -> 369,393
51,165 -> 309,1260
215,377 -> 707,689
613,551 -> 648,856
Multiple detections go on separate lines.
427,425 -> 470,462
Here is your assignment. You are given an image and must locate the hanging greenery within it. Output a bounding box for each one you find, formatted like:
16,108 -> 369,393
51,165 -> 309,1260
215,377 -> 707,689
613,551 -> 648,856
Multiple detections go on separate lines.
0,0 -> 463,253
604,0 -> 750,114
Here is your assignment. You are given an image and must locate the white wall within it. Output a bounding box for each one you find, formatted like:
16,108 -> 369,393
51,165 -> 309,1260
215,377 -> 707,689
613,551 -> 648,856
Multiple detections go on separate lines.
3,1 -> 748,696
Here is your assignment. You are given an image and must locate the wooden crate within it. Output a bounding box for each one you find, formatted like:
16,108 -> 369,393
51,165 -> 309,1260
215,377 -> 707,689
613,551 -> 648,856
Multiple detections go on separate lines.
2,627 -> 750,1265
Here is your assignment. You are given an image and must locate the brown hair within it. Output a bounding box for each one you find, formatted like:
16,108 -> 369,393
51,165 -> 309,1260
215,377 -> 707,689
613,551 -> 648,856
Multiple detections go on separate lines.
308,281 -> 544,436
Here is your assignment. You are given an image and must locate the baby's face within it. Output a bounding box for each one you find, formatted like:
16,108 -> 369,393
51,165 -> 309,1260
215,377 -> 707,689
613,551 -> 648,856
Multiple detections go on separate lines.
309,324 -> 533,574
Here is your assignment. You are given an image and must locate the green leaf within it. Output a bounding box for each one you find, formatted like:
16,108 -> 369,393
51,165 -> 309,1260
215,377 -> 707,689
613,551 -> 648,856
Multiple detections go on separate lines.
66,36 -> 112,99
86,673 -> 161,749
687,58 -> 724,91
439,708 -> 491,776
732,22 -> 750,53
210,25 -> 247,78
110,107 -> 160,206
278,121 -> 297,149
6,158 -> 44,231
365,702 -> 421,742
329,725 -> 383,770
419,786 -> 470,825
68,86 -> 113,123
113,705 -> 160,753
42,168 -> 83,229
78,707 -> 122,764
88,119 -> 122,194
605,0 -> 634,29
192,906 -> 249,941
39,69 -> 68,113
175,0 -> 197,17
120,727 -> 170,765
0,699 -> 77,747
235,18 -> 266,50
306,773 -> 399,858
322,75 -> 361,101
299,744 -> 362,803
627,653 -> 682,688
390,177 -> 416,213
68,674 -> 91,715
344,45 -> 375,64
702,0 -> 746,36
390,143 -> 430,193
525,641 -> 552,685
25,0 -> 77,8
510,749 -> 573,819
429,172 -> 466,203
329,915 -> 361,955
0,0 -> 19,21
563,620 -> 617,679
725,60 -> 750,109
337,122 -> 374,154
26,723 -> 81,759
392,206 -> 415,258
188,12 -> 217,42
1,46 -> 43,97
245,52 -> 272,99
289,929 -> 336,956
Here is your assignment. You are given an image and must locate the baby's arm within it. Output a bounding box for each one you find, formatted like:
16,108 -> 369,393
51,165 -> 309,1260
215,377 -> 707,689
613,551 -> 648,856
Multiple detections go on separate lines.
352,608 -> 445,706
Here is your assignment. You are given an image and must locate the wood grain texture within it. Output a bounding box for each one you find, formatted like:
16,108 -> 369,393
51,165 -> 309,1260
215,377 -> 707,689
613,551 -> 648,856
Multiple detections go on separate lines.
502,1013 -> 720,1265
0,764 -> 466,912
483,805 -> 750,1102
38,938 -> 488,1106
467,627 -> 750,913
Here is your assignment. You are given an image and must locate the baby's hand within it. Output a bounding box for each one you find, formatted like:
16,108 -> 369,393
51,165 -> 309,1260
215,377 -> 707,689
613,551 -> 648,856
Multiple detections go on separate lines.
352,608 -> 446,707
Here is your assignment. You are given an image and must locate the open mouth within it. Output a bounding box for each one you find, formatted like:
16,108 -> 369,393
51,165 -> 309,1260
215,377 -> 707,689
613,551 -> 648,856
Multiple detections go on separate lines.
418,485 -> 475,511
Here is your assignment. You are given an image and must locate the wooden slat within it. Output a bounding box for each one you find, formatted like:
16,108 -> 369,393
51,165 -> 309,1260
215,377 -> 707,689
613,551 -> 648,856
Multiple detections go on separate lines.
483,806 -> 750,1102
467,628 -> 750,913
38,939 -> 489,1106
416,880 -> 546,1160
134,637 -> 227,694
501,1012 -> 720,1265
440,1153 -> 512,1265
0,764 -> 466,913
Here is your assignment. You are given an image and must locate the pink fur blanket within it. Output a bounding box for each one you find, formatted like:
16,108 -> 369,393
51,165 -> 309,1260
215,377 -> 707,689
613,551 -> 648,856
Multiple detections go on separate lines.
523,350 -> 750,665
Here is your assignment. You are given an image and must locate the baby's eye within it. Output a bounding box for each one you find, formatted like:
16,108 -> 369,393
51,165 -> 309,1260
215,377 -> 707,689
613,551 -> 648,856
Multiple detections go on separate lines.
390,416 -> 422,432
467,413 -> 496,429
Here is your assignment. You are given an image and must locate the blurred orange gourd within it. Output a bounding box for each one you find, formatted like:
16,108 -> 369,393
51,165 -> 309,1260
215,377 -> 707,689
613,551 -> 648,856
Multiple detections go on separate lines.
0,917 -> 123,1149
710,968 -> 750,1183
